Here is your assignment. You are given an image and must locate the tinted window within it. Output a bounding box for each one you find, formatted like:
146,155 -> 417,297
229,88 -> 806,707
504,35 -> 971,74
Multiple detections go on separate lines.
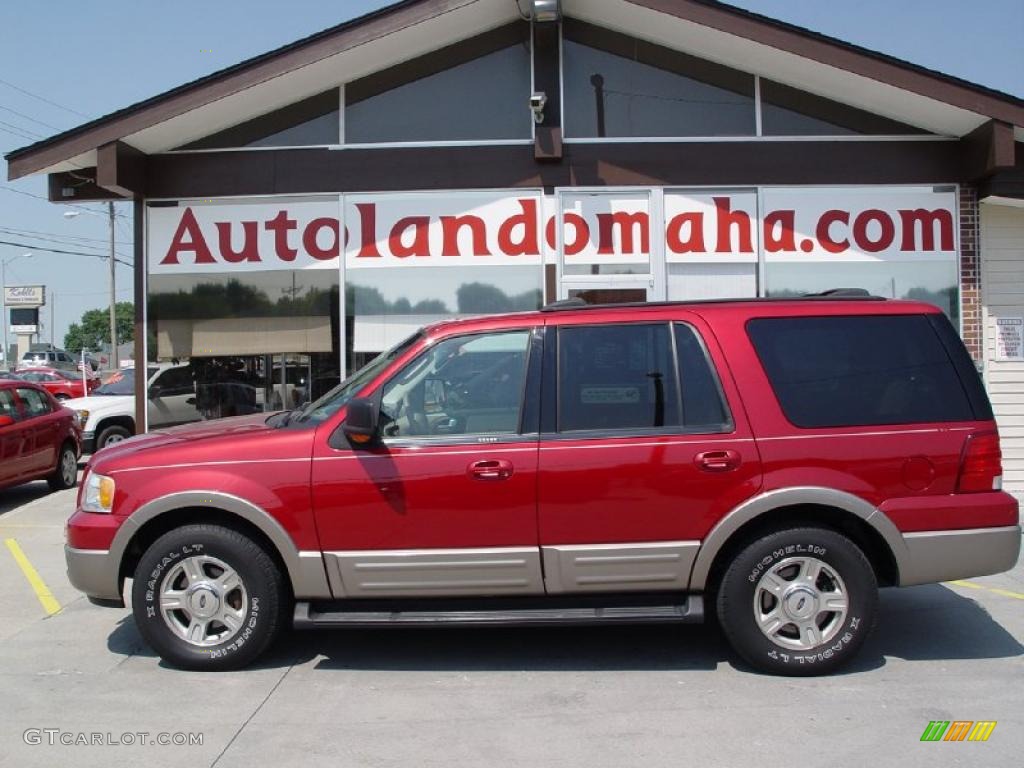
674,324 -> 730,429
178,90 -> 340,150
558,324 -> 679,432
16,388 -> 51,418
563,35 -> 755,138
345,43 -> 532,143
747,315 -> 975,428
380,331 -> 530,439
760,79 -> 927,136
153,367 -> 194,396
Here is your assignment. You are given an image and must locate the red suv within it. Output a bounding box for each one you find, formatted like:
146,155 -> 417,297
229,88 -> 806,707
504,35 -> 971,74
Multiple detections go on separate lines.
65,296 -> 1020,674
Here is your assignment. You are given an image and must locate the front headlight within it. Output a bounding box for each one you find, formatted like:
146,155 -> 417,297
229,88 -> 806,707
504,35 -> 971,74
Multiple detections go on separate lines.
76,409 -> 90,428
81,473 -> 115,514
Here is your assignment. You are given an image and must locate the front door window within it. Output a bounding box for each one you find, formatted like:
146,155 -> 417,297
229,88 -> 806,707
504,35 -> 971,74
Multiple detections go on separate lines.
379,330 -> 531,440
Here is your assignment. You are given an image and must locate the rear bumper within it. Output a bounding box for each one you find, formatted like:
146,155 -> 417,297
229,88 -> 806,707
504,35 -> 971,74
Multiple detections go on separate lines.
899,525 -> 1022,586
65,545 -> 123,606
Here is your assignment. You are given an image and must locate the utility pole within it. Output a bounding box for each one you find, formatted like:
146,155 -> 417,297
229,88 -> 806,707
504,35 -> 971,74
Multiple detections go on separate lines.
108,201 -> 118,370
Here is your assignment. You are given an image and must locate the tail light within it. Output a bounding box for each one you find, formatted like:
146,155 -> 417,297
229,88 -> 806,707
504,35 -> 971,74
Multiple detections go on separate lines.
957,431 -> 1003,493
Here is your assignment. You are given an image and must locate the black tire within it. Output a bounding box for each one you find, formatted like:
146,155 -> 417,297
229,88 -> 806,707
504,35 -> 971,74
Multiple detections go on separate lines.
47,441 -> 78,491
96,424 -> 131,450
132,524 -> 289,671
55,393 -> 70,402
716,527 -> 877,676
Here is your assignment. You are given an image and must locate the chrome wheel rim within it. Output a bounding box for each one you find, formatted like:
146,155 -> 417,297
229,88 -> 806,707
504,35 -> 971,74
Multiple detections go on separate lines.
60,449 -> 77,486
753,556 -> 849,651
103,433 -> 126,447
159,555 -> 248,648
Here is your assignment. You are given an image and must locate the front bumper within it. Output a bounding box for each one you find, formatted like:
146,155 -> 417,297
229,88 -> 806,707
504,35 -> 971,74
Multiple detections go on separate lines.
899,525 -> 1022,586
65,545 -> 123,606
81,431 -> 96,454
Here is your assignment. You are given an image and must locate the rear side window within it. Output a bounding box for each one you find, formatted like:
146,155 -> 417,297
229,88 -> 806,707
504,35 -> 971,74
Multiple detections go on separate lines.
747,315 -> 975,428
558,323 -> 680,432
16,388 -> 51,418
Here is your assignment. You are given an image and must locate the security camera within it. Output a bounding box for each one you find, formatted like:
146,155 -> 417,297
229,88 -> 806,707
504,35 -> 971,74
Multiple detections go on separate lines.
530,91 -> 548,124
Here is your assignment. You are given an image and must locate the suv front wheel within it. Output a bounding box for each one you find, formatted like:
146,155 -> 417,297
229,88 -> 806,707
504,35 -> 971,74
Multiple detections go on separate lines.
716,527 -> 877,675
131,524 -> 288,671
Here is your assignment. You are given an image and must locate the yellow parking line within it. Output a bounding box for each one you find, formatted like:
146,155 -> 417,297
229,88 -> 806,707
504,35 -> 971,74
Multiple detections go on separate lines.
4,538 -> 61,616
949,579 -> 1024,600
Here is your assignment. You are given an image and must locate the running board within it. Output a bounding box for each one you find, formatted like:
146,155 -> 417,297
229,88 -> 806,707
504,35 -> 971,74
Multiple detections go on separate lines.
293,595 -> 703,629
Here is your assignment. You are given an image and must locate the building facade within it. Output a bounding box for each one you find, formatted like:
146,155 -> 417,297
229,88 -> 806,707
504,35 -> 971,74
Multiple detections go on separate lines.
6,0 -> 1024,488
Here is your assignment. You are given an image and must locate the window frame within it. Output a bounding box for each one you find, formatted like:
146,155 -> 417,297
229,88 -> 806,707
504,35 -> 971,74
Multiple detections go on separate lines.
373,328 -> 539,448
544,319 -> 732,440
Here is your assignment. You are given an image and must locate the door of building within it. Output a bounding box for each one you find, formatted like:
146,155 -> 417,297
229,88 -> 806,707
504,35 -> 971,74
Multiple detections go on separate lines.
555,189 -> 665,304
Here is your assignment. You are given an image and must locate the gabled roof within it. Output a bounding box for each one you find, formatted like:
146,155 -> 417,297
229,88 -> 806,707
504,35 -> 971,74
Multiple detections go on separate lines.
7,0 -> 1024,181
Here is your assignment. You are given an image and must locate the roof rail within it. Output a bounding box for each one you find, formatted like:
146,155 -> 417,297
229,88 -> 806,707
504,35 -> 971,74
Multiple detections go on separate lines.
541,298 -> 588,312
801,288 -> 879,298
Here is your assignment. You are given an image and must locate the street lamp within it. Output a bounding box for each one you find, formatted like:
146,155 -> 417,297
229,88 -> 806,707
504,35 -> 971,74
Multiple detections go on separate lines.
64,203 -> 118,369
1,252 -> 33,370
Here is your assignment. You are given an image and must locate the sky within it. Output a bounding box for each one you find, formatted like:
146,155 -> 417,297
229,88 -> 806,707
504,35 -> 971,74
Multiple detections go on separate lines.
1,0 -> 1022,355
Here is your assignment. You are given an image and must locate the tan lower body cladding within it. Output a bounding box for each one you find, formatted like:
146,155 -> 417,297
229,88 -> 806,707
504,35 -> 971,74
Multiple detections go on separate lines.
322,542 -> 699,598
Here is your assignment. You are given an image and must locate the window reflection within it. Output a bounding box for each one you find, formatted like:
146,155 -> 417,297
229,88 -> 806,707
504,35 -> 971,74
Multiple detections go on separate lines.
147,270 -> 341,427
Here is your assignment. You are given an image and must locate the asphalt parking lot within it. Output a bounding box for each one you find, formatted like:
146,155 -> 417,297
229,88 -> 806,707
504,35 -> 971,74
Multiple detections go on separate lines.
0,476 -> 1021,768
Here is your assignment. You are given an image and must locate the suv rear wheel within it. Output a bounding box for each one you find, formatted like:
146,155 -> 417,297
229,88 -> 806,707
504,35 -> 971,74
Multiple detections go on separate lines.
716,527 -> 877,675
131,524 -> 288,671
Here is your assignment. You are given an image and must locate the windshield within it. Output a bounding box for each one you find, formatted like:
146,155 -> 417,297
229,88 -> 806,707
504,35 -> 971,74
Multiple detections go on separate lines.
293,332 -> 422,425
93,368 -> 159,396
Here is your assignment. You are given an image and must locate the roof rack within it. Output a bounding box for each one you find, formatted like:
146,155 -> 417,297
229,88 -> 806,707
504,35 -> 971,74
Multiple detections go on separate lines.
539,289 -> 885,312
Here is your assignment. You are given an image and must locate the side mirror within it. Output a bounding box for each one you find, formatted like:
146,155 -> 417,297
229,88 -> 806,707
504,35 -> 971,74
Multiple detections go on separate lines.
342,397 -> 379,446
0,414 -> 14,428
148,385 -> 163,399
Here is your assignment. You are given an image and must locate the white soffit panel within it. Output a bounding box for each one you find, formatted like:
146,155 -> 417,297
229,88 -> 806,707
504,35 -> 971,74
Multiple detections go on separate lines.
565,0 -> 987,136
124,0 -> 518,153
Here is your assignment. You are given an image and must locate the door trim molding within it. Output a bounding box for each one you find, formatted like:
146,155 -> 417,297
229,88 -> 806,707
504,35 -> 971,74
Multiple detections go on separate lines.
324,547 -> 545,598
542,541 -> 700,593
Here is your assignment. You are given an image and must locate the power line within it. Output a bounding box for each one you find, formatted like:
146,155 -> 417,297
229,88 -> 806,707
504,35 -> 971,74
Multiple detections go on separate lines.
0,185 -> 131,218
0,104 -> 66,133
0,124 -> 38,143
0,225 -> 116,246
0,118 -> 46,142
0,228 -> 131,259
0,238 -> 133,267
0,77 -> 91,119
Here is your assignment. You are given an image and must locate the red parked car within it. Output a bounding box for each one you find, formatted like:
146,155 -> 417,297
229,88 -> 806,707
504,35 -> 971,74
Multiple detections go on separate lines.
0,380 -> 81,492
17,367 -> 98,401
65,294 -> 1020,674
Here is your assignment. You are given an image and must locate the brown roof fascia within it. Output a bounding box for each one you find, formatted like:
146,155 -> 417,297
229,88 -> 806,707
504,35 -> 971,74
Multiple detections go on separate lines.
6,0 -> 475,181
631,0 -> 1024,128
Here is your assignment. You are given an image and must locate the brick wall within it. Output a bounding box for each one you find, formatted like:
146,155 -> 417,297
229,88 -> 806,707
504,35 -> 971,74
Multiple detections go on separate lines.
959,185 -> 982,362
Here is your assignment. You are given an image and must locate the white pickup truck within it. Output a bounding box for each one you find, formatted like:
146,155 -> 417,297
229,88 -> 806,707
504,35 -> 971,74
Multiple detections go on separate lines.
65,364 -> 200,453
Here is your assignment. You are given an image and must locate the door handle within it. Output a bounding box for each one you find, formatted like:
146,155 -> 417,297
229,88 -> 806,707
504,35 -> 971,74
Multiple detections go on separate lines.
468,459 -> 514,481
694,449 -> 741,473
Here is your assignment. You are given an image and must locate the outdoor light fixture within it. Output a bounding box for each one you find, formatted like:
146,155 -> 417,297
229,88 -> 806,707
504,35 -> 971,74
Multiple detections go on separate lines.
531,0 -> 561,22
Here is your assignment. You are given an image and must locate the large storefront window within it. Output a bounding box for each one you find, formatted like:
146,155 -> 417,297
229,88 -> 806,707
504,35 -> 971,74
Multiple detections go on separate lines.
760,188 -> 959,322
346,266 -> 542,371
147,269 -> 340,428
145,187 -> 960,427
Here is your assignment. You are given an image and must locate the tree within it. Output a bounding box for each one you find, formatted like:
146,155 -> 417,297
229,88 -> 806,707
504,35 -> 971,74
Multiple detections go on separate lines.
64,302 -> 134,353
